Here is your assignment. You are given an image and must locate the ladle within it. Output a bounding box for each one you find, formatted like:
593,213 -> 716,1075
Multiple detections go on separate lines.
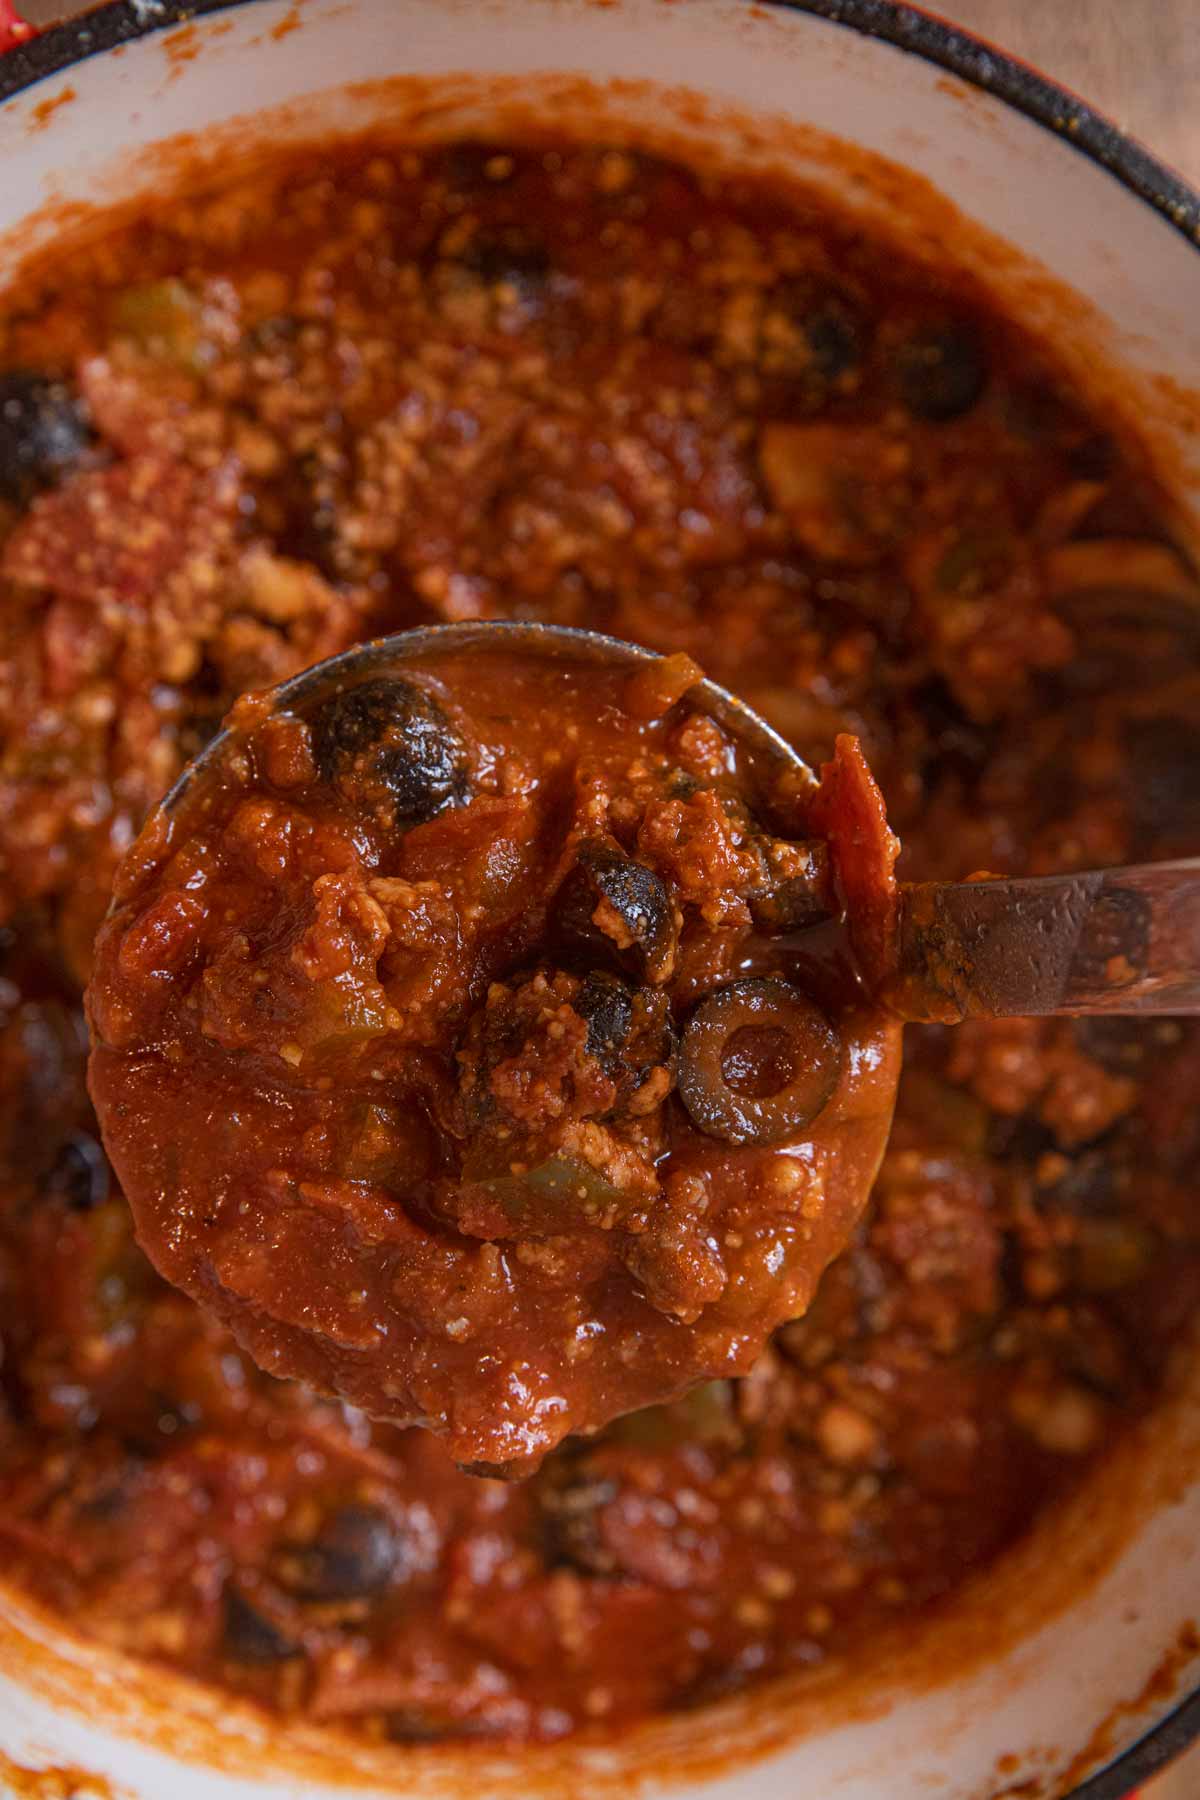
168,620 -> 1200,1025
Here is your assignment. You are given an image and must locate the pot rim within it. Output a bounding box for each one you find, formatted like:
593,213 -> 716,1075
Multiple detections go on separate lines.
0,1 -> 1198,1794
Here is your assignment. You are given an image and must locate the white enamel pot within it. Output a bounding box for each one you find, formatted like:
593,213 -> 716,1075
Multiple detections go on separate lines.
0,4 -> 1198,1797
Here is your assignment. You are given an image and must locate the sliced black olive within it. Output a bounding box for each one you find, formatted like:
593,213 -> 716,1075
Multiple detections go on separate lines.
430,218 -> 554,321
895,324 -> 986,421
768,280 -> 866,385
459,229 -> 551,300
221,1586 -> 299,1663
537,1468 -> 619,1575
45,1131 -> 110,1212
554,846 -> 678,984
311,676 -> 470,824
666,769 -> 703,801
573,970 -> 635,1061
748,845 -> 832,934
273,1502 -> 400,1601
678,976 -> 841,1145
804,304 -> 861,381
0,370 -> 90,505
572,971 -> 676,1109
0,1003 -> 88,1188
262,449 -> 346,585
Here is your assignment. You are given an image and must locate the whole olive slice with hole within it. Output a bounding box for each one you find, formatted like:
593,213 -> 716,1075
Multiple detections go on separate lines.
311,676 -> 470,824
678,976 -> 841,1145
554,845 -> 678,983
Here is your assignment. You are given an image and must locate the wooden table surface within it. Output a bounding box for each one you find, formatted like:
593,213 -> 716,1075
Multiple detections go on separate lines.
940,0 -> 1200,186
8,0 -> 1200,1794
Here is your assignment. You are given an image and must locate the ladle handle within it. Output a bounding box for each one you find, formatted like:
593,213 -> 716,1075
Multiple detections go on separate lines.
889,859 -> 1200,1022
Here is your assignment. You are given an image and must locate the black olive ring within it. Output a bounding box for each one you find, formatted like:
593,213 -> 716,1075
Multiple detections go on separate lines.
678,976 -> 841,1146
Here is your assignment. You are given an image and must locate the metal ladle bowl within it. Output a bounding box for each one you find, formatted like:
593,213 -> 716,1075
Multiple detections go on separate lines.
165,620 -> 1200,1023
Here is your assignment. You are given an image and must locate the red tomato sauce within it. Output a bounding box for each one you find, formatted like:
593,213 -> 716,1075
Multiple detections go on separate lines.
87,636 -> 900,1473
0,138 -> 1197,1744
